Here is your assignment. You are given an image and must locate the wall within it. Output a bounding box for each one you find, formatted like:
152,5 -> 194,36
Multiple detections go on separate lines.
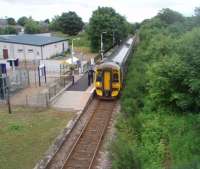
42,41 -> 68,59
0,42 -> 41,60
0,40 -> 68,61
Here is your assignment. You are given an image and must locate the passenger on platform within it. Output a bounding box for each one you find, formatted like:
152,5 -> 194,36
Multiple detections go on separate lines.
72,75 -> 74,85
87,66 -> 95,86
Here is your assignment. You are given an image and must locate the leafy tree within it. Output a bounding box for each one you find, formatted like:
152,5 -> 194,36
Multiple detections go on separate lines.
148,28 -> 200,112
194,7 -> 200,25
58,11 -> 84,35
24,19 -> 41,34
194,7 -> 200,16
0,28 -> 3,34
112,7 -> 200,169
0,26 -> 17,34
87,7 -> 129,52
17,16 -> 28,26
7,17 -> 16,25
49,15 -> 62,31
132,22 -> 140,34
158,8 -> 184,25
44,19 -> 50,24
4,26 -> 17,34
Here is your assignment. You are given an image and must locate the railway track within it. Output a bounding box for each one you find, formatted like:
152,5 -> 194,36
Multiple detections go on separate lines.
46,98 -> 116,169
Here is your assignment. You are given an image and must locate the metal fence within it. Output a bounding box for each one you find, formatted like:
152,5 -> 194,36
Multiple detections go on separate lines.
9,69 -> 29,94
25,76 -> 71,107
0,75 -> 8,100
25,93 -> 49,107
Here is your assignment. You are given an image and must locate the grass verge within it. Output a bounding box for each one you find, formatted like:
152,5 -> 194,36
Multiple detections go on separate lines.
0,106 -> 73,169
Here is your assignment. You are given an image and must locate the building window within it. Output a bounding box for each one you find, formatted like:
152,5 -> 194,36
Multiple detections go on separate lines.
18,49 -> 23,53
37,51 -> 40,55
28,49 -> 33,53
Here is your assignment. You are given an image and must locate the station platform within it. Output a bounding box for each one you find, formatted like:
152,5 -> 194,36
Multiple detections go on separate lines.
51,73 -> 95,112
67,74 -> 89,91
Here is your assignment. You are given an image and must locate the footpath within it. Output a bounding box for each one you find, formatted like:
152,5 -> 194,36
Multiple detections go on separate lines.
51,73 -> 94,111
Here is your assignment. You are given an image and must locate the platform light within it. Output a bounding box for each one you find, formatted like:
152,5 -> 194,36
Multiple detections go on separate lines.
100,32 -> 107,60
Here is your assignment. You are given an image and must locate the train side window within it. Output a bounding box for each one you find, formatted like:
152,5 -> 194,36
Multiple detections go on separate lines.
97,70 -> 103,82
113,73 -> 119,82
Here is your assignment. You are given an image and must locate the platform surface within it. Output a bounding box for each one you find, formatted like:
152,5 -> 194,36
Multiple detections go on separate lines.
67,74 -> 89,91
52,90 -> 93,111
52,72 -> 94,111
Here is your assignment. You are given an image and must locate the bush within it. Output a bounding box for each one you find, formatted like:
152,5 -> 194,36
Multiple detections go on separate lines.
111,7 -> 200,169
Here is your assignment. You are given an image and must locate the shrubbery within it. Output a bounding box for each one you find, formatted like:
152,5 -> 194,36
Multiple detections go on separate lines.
111,8 -> 200,169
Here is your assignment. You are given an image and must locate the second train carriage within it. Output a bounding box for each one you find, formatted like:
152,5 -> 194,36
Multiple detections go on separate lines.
95,36 -> 136,99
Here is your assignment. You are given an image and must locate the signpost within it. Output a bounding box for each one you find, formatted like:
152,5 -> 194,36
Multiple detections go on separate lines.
38,64 -> 47,86
0,63 -> 12,114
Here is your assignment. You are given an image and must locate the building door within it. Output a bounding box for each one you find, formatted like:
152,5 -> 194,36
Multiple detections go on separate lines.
62,43 -> 65,53
3,49 -> 8,59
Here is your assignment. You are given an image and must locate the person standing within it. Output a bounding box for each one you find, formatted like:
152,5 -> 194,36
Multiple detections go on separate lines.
88,65 -> 94,86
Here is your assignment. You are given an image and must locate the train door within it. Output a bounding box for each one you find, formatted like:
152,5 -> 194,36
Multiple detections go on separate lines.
103,71 -> 111,91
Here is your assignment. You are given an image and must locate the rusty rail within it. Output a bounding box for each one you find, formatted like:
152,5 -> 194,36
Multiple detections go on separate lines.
62,100 -> 116,169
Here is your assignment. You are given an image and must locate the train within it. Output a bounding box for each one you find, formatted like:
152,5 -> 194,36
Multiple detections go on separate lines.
94,36 -> 136,99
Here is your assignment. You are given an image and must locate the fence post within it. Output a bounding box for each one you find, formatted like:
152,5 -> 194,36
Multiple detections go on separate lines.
53,85 -> 55,96
26,95 -> 28,106
45,93 -> 49,107
48,88 -> 51,100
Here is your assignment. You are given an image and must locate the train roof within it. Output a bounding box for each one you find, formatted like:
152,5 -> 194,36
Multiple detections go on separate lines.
96,61 -> 120,70
95,36 -> 135,70
112,37 -> 134,65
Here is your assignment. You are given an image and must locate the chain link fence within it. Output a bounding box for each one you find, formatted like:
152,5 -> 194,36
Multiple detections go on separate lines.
9,69 -> 29,94
24,76 -> 72,107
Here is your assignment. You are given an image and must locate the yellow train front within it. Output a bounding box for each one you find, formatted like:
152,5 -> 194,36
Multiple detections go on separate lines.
94,36 -> 136,99
95,62 -> 122,99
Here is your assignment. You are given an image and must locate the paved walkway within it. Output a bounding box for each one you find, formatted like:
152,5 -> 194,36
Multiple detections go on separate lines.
67,74 -> 89,91
52,73 -> 94,111
52,90 -> 93,111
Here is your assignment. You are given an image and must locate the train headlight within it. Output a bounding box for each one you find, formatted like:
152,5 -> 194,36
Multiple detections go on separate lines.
112,82 -> 120,89
96,82 -> 102,87
96,89 -> 103,96
112,90 -> 119,97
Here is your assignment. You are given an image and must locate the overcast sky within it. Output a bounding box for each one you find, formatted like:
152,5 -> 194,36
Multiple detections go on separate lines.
0,0 -> 199,23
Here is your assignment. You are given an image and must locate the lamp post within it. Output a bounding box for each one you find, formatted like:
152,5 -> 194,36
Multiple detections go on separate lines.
71,38 -> 80,64
100,32 -> 107,60
112,31 -> 115,46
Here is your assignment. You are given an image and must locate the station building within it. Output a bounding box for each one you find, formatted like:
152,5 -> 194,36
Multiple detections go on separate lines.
0,34 -> 69,61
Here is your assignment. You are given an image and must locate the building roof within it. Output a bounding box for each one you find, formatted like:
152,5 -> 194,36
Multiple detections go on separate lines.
0,19 -> 8,26
0,34 -> 68,46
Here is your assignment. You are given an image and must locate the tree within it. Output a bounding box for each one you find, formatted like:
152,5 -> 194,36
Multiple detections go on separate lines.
132,22 -> 140,34
194,7 -> 200,16
24,19 -> 41,34
4,26 -> 17,34
148,28 -> 200,112
194,7 -> 200,25
158,8 -> 184,25
0,26 -> 17,35
7,17 -> 16,25
49,15 -> 61,31
17,16 -> 28,26
87,7 -> 129,52
58,11 -> 84,35
44,19 -> 50,24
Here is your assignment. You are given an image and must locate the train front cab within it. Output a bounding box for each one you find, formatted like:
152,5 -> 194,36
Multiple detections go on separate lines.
95,64 -> 121,99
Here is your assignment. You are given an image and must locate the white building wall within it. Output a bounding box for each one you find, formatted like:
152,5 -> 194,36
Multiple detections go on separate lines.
42,41 -> 68,59
0,40 -> 68,61
0,42 -> 41,60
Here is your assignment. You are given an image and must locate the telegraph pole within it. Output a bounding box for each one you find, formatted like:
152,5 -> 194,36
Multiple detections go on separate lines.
5,77 -> 12,114
100,32 -> 107,60
112,31 -> 115,46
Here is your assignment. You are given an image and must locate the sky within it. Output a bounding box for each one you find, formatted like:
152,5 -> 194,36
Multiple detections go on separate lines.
0,0 -> 199,23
